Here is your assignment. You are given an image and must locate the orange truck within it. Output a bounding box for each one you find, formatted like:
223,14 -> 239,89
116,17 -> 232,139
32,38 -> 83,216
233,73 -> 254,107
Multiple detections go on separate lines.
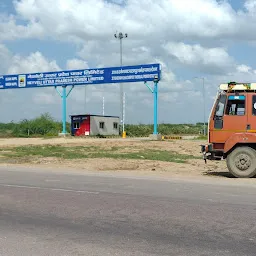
201,82 -> 256,178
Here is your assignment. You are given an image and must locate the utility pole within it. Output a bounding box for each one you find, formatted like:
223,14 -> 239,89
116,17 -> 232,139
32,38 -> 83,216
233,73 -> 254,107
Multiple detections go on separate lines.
84,86 -> 87,113
102,96 -> 105,116
194,77 -> 206,136
114,31 -> 128,136
123,92 -> 126,132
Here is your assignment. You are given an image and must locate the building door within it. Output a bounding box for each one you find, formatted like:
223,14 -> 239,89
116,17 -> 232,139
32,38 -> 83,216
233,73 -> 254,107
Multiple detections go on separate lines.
83,116 -> 90,135
79,116 -> 90,136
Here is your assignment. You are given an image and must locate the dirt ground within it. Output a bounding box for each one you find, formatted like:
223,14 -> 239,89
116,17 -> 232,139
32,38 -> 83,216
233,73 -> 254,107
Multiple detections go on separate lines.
0,137 -> 228,178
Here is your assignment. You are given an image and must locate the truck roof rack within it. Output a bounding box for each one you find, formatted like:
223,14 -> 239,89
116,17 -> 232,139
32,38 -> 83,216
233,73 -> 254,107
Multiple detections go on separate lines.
219,82 -> 256,91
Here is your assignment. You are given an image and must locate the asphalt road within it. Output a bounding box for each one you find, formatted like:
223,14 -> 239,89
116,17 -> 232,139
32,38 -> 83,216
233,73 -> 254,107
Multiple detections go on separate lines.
1,166 -> 256,256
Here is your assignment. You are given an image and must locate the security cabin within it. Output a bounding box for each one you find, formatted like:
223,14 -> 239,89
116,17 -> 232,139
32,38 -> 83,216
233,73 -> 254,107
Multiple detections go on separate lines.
70,114 -> 120,136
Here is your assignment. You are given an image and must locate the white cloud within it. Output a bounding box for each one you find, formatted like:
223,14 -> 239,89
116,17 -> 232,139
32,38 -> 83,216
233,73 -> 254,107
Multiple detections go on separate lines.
7,51 -> 60,74
236,64 -> 252,73
217,63 -> 256,83
11,0 -> 256,44
0,0 -> 250,44
244,0 -> 256,13
0,44 -> 12,74
66,59 -> 89,70
0,12 -> 44,42
163,42 -> 235,74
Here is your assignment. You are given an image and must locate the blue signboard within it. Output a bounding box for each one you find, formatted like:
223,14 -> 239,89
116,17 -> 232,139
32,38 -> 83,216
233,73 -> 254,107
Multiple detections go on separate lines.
0,63 -> 161,90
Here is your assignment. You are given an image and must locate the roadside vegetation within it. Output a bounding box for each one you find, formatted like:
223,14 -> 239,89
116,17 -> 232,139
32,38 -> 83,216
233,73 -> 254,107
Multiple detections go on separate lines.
0,113 -> 65,138
0,113 -> 206,138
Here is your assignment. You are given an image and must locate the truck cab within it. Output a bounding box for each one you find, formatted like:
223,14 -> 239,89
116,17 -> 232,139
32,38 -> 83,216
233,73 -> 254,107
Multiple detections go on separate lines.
201,82 -> 256,178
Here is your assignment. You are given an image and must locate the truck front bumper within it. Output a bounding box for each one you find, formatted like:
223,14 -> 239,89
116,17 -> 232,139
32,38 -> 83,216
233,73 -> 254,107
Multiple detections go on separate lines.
201,144 -> 211,163
200,144 -> 222,163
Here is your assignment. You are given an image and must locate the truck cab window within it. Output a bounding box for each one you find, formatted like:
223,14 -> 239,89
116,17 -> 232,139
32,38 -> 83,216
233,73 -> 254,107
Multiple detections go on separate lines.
215,94 -> 226,117
252,95 -> 256,115
225,96 -> 245,116
216,102 -> 225,117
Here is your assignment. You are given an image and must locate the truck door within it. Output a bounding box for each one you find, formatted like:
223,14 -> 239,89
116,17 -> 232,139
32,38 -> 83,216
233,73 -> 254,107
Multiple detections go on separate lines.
246,93 -> 256,133
211,94 -> 247,142
223,94 -> 247,139
210,93 -> 226,142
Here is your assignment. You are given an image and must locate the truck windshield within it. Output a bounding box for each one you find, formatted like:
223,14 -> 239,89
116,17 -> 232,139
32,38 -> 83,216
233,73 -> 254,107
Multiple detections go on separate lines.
215,94 -> 226,117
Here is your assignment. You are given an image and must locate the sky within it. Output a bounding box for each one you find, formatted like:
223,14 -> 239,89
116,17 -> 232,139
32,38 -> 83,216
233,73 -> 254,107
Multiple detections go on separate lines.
1,0 -> 256,124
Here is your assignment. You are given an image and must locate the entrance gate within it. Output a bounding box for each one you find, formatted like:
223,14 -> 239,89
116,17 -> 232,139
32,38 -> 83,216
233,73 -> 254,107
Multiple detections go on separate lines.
0,63 -> 161,135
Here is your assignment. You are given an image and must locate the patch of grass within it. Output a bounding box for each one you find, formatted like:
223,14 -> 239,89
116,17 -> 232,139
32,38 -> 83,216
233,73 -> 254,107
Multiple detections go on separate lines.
0,145 -> 86,159
192,135 -> 208,140
109,146 -> 119,151
89,150 -> 199,163
67,145 -> 100,151
0,145 -> 200,164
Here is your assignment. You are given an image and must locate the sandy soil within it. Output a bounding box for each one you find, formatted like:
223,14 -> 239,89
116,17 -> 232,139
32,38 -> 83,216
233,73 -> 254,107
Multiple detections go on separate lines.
0,137 -> 228,178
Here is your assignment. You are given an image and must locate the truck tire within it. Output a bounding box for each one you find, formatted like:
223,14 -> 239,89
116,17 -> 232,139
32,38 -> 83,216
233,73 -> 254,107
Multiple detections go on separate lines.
226,146 -> 256,178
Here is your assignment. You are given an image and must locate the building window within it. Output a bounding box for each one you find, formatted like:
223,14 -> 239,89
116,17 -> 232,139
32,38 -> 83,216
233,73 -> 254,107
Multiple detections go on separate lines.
225,95 -> 245,116
99,122 -> 105,129
73,122 -> 80,129
113,122 -> 118,129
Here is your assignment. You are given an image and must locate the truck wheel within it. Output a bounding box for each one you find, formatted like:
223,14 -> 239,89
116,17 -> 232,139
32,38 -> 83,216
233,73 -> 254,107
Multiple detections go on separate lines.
227,146 -> 256,178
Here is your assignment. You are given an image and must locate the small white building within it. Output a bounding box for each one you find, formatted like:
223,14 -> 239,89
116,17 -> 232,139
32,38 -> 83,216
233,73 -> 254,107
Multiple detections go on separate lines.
70,114 -> 120,136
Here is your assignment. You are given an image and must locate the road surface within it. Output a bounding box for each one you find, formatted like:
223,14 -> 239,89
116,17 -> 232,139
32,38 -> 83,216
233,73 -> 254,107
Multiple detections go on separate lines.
0,166 -> 256,255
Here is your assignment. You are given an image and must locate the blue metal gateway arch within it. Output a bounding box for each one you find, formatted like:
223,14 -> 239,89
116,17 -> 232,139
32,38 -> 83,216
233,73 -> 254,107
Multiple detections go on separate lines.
0,63 -> 161,135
